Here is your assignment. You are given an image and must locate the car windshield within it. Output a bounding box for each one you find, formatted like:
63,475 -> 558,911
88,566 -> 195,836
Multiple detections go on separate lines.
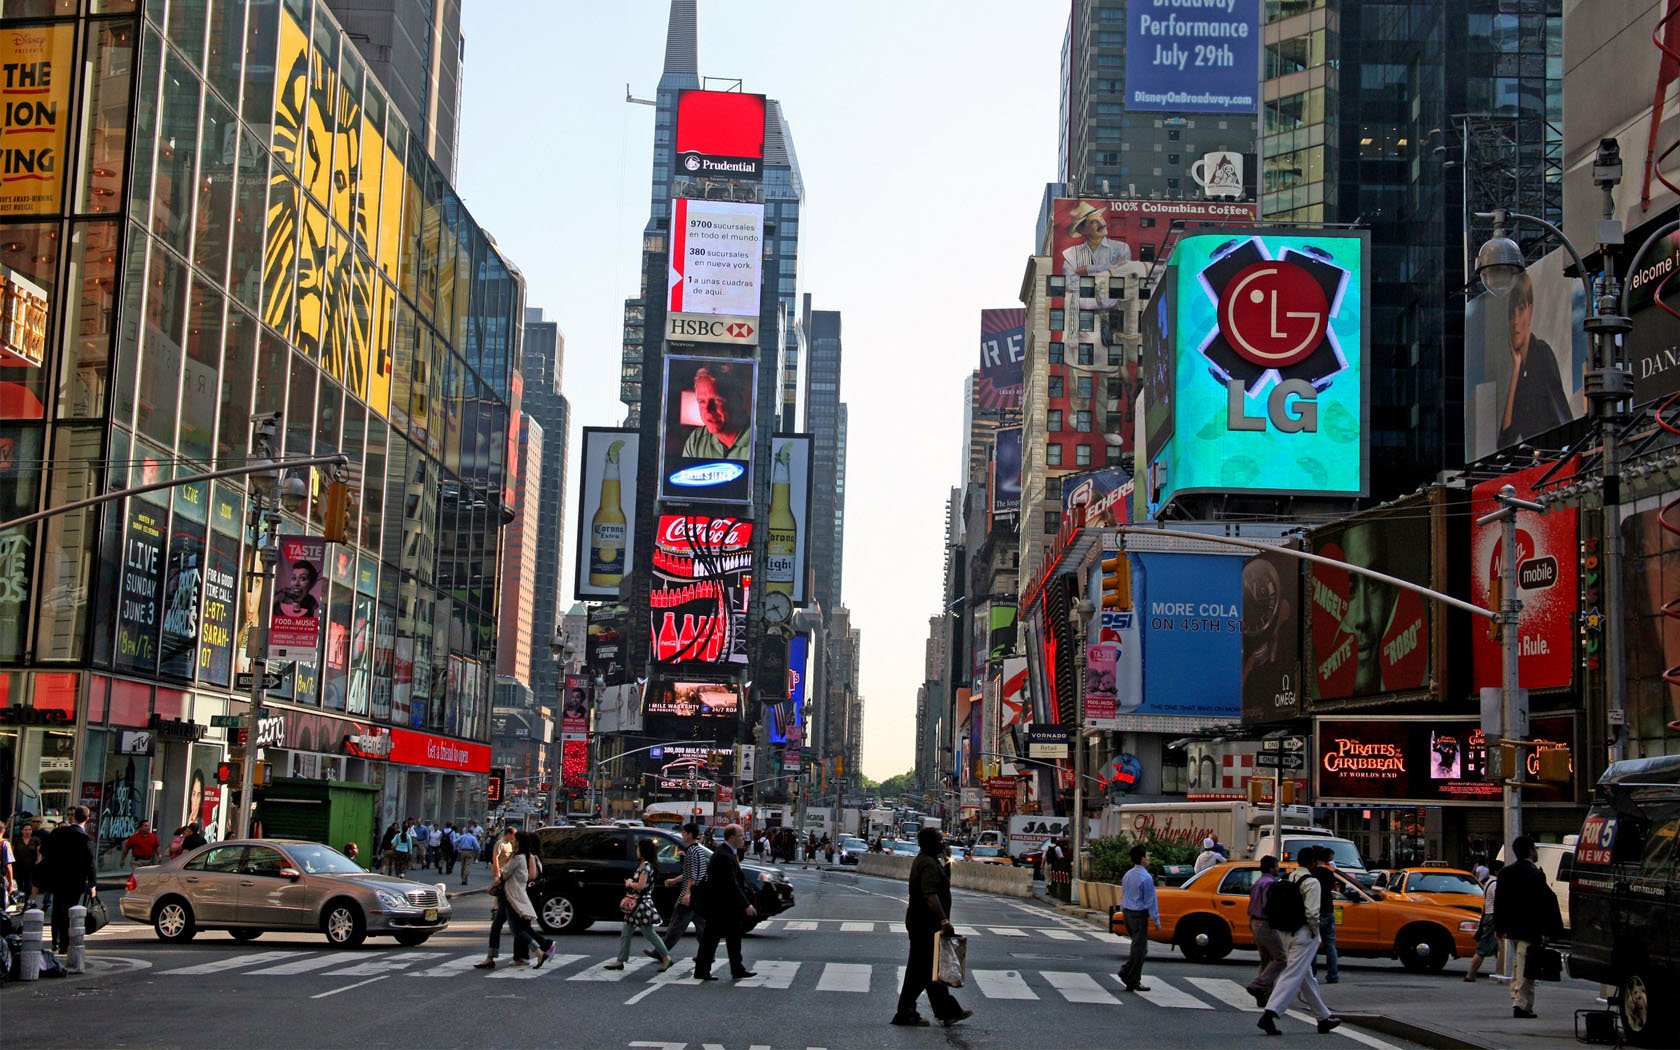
972,847 -> 1003,858
1286,839 -> 1364,870
286,843 -> 365,875
1406,872 -> 1483,896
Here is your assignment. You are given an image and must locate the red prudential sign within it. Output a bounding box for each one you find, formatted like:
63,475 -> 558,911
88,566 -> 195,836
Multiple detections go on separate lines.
387,728 -> 491,774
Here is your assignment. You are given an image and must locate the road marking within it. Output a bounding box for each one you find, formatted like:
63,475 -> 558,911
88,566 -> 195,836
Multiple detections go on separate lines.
327,952 -> 441,977
408,954 -> 485,977
987,927 -> 1027,937
1086,931 -> 1127,944
1041,929 -> 1082,941
1123,975 -> 1212,1010
838,921 -> 873,933
1043,970 -> 1121,1005
953,925 -> 983,937
733,960 -> 799,989
568,957 -> 654,982
311,974 -> 388,998
781,920 -> 818,931
1183,976 -> 1259,1010
489,953 -> 586,979
816,962 -> 870,993
162,951 -> 301,975
972,969 -> 1037,1000
1284,1011 -> 1406,1050
623,959 -> 694,1005
247,952 -> 384,976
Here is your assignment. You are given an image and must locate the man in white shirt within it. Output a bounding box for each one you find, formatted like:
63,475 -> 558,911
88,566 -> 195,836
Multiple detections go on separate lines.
1258,847 -> 1340,1035
1061,201 -> 1132,290
1194,837 -> 1223,873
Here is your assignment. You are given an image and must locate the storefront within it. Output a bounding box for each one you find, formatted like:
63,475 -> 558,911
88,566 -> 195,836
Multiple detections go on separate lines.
386,727 -> 492,826
0,672 -> 80,824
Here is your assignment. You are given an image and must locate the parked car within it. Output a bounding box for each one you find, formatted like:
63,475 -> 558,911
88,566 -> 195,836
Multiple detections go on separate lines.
1114,860 -> 1479,972
120,839 -> 451,948
530,825 -> 794,935
1567,754 -> 1680,1048
1379,867 -> 1484,914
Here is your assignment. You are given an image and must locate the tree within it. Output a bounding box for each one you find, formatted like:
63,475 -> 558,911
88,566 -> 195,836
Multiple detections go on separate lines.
875,772 -> 916,798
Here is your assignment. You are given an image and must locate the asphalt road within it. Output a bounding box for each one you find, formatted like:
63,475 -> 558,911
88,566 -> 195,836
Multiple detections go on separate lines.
8,867 -> 1427,1050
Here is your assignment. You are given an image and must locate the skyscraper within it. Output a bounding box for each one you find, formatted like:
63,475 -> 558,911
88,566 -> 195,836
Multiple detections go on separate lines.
802,299 -> 847,613
325,0 -> 464,179
522,308 -> 571,706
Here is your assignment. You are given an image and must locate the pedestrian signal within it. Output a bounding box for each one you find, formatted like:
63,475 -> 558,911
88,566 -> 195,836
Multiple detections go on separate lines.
216,762 -> 233,785
1536,747 -> 1571,784
1101,555 -> 1132,610
487,770 -> 505,803
322,479 -> 353,543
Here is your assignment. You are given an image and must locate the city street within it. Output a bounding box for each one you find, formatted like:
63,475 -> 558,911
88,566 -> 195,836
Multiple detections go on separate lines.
5,867 -> 1447,1050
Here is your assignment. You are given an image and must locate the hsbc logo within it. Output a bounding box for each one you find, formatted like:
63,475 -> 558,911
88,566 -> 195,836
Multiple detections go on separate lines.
667,312 -> 758,345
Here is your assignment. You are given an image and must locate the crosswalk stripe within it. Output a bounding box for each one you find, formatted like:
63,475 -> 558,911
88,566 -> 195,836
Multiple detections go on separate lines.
251,952 -> 389,976
973,969 -> 1037,1000
987,927 -> 1027,937
816,962 -> 870,993
1043,970 -> 1121,1005
953,925 -> 983,937
1126,975 -> 1212,1010
1086,931 -> 1127,944
408,954 -> 485,977
568,956 -> 654,982
488,953 -> 586,979
162,951 -> 300,975
1041,929 -> 1082,941
734,960 -> 799,989
1183,976 -> 1259,1010
782,920 -> 819,931
838,922 -> 873,933
326,953 -> 441,978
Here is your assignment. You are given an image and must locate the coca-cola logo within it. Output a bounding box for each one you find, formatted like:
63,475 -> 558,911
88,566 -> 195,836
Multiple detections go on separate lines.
658,516 -> 752,551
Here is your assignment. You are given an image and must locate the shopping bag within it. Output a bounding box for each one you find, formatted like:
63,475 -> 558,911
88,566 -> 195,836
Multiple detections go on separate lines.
933,931 -> 967,988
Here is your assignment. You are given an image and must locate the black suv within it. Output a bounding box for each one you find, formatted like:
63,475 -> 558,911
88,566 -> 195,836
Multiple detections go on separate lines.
530,825 -> 795,935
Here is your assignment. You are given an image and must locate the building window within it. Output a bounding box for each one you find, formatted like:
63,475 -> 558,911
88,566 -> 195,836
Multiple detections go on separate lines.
1076,410 -> 1091,432
1075,444 -> 1092,466
1047,275 -> 1065,296
1078,311 -> 1094,332
1076,375 -> 1093,400
1048,341 -> 1065,364
1079,277 -> 1096,298
1048,375 -> 1063,398
1047,443 -> 1062,466
1078,343 -> 1095,366
1048,409 -> 1063,432
1049,308 -> 1065,331
1045,510 -> 1062,534
1108,346 -> 1124,367
1108,443 -> 1126,466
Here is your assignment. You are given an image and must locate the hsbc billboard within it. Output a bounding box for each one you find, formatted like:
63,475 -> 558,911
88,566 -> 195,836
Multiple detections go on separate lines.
667,312 -> 758,346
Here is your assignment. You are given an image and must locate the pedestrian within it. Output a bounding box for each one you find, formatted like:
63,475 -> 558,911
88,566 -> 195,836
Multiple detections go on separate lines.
1313,851 -> 1341,983
1257,846 -> 1340,1036
120,820 -> 161,868
475,828 -> 521,970
1210,834 -> 1230,859
454,825 -> 479,885
650,822 -> 710,958
407,819 -> 426,871
1464,861 -> 1502,982
378,823 -> 400,875
168,824 -> 188,859
693,823 -> 756,981
38,806 -> 97,954
180,822 -> 207,852
1117,844 -> 1161,992
890,827 -> 972,1028
1494,836 -> 1563,1019
426,823 -> 442,871
391,820 -> 411,875
1246,855 -> 1288,1005
482,831 -> 555,969
440,823 -> 457,873
1,818 -> 14,902
13,819 -> 39,900
608,837 -> 674,972
1194,836 -> 1222,873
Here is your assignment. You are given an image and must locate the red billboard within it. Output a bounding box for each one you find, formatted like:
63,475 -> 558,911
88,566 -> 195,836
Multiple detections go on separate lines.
1469,458 -> 1579,691
387,728 -> 491,774
675,90 -> 766,180
649,513 -> 752,665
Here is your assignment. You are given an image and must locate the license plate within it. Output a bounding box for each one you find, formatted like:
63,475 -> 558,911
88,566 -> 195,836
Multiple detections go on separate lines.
424,908 -> 437,921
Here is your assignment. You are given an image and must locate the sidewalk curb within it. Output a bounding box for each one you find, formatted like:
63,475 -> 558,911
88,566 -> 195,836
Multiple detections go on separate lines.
1338,1014 -> 1487,1050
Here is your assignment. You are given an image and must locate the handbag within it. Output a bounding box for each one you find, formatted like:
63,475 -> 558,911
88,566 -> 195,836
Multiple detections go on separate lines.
932,931 -> 967,988
83,893 -> 109,935
1526,943 -> 1563,982
619,892 -> 640,917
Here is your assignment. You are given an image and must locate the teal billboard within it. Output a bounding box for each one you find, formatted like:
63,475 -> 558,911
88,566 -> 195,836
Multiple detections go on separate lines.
1143,231 -> 1368,512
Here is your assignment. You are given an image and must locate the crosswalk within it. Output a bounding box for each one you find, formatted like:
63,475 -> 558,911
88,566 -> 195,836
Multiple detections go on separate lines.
746,917 -> 1123,943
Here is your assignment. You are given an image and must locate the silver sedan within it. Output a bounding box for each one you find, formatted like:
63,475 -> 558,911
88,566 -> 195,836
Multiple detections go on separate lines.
121,839 -> 451,948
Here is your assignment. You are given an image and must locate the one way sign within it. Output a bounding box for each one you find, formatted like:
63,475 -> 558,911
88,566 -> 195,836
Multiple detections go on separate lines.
236,671 -> 285,691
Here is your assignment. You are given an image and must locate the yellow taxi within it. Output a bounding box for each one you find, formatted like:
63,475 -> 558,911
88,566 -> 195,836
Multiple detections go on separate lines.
962,845 -> 1016,866
1375,867 -> 1485,915
1110,860 -> 1480,972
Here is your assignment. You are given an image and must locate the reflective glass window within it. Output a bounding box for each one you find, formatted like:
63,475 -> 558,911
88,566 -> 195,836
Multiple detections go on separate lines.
217,306 -> 256,468
0,223 -> 60,421
261,176 -> 299,337
179,281 -> 222,464
56,221 -> 120,421
0,424 -> 44,660
295,200 -> 328,355
135,243 -> 188,449
302,13 -> 338,211
193,95 -> 237,286
167,0 -> 210,70
271,5 -> 308,174
228,127 -> 269,314
362,414 -> 385,551
76,21 -> 137,215
241,0 -> 281,131
34,426 -> 101,661
251,327 -> 287,421
151,48 -> 201,256
204,0 -> 245,105
127,26 -> 163,228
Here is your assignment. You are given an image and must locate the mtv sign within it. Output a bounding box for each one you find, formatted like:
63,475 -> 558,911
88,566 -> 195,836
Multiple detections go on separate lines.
667,312 -> 759,346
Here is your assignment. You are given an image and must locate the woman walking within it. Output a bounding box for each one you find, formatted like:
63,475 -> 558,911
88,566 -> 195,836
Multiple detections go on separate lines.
607,837 -> 673,971
480,831 -> 555,970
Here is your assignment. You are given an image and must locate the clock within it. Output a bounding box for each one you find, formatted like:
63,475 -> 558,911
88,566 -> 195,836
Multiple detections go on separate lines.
763,591 -> 793,625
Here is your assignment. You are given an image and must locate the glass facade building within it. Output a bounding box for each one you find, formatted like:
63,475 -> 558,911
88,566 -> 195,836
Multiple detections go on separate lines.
0,0 -> 521,867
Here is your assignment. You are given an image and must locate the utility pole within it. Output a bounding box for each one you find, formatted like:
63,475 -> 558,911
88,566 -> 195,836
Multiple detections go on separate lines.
1477,484 -> 1543,846
238,414 -> 284,839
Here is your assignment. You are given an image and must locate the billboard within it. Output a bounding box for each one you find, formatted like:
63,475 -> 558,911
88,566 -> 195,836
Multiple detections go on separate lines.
667,199 -> 763,317
271,535 -> 327,660
658,354 -> 756,504
1307,495 -> 1437,704
561,738 -> 588,789
574,428 -> 641,600
1126,0 -> 1261,114
561,674 -> 590,740
1621,504 -> 1680,732
975,308 -> 1026,411
768,632 -> 808,745
1052,197 -> 1260,275
0,267 -> 48,369
1136,551 -> 1245,718
1315,715 -> 1575,805
1240,547 -> 1302,724
1464,246 -> 1588,460
1090,608 -> 1142,727
1145,231 -> 1368,509
768,433 -> 814,604
1000,657 -> 1029,727
667,313 -> 758,346
0,23 -> 74,216
1617,211 -> 1680,406
1469,459 -> 1579,691
649,512 -> 751,666
645,680 -> 740,719
674,90 -> 767,180
991,427 -> 1022,518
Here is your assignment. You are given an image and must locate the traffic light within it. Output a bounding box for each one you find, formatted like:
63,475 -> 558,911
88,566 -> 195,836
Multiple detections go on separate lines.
322,479 -> 353,543
1536,747 -> 1572,784
487,769 -> 505,803
252,761 -> 272,788
1486,576 -> 1503,641
707,750 -> 722,770
1101,554 -> 1132,610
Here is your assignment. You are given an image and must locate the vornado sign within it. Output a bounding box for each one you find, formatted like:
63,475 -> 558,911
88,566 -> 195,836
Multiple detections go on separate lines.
667,312 -> 757,346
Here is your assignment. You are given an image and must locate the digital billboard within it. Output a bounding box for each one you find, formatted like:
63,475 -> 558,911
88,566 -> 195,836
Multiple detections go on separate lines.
658,355 -> 756,504
975,308 -> 1026,411
768,632 -> 807,745
1307,494 -> 1438,704
1136,551 -> 1246,719
1241,547 -> 1302,724
1463,245 -> 1588,460
645,680 -> 740,719
991,427 -> 1022,518
574,428 -> 641,600
674,90 -> 767,180
667,199 -> 763,317
1469,458 -> 1578,691
1146,231 -> 1369,509
561,674 -> 590,739
1617,210 -> 1680,406
1126,0 -> 1261,114
769,433 -> 814,604
1315,715 -> 1575,805
649,512 -> 751,666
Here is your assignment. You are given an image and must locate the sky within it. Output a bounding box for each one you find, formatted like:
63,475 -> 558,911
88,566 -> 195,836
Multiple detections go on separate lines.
455,3 -> 1064,781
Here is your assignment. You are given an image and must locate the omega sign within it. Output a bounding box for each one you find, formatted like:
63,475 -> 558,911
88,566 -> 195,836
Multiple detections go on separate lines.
667,312 -> 758,346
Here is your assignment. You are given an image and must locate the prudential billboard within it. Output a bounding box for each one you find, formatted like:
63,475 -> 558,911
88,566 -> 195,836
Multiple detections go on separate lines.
1144,231 -> 1368,511
1127,0 -> 1261,114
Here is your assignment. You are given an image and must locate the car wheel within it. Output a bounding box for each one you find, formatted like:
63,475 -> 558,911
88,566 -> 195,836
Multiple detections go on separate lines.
393,931 -> 432,947
153,898 -> 197,943
1397,926 -> 1451,973
538,892 -> 588,934
322,900 -> 367,948
228,927 -> 263,942
1620,970 -> 1678,1047
1176,918 -> 1232,962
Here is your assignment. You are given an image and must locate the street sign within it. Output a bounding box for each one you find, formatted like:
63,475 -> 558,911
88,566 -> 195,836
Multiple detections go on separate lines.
210,715 -> 243,728
1256,752 -> 1305,770
235,671 -> 285,691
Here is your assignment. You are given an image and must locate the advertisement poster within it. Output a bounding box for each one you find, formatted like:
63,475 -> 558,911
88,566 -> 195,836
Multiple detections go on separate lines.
1137,552 -> 1246,718
992,427 -> 1022,518
1469,459 -> 1579,691
1463,245 -> 1588,459
646,680 -> 739,719
1084,643 -> 1118,725
114,500 -> 167,673
1052,197 -> 1260,274
1241,547 -> 1302,723
158,528 -> 205,680
769,632 -> 807,745
1618,211 -> 1680,406
271,534 -> 327,660
561,674 -> 590,740
561,737 -> 589,789
1308,497 -> 1434,702
1095,608 -> 1143,720
197,530 -> 239,687
1125,0 -> 1261,114
1316,716 -> 1575,804
1621,505 -> 1680,732
574,428 -> 640,600
769,433 -> 813,603
667,199 -> 763,316
675,89 -> 767,180
649,512 -> 751,666
1000,657 -> 1029,727
659,355 -> 756,504
0,23 -> 75,216
975,308 -> 1026,411
0,267 -> 49,368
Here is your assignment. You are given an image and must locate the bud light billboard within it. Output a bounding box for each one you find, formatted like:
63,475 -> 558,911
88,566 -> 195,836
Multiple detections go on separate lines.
768,632 -> 807,745
1143,231 -> 1368,512
659,355 -> 757,504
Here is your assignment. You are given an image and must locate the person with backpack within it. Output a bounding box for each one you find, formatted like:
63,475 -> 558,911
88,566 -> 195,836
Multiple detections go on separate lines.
1116,844 -> 1161,992
1258,846 -> 1340,1036
1246,855 -> 1288,1005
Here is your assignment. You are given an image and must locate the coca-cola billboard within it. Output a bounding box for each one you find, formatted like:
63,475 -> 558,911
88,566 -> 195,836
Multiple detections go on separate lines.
649,511 -> 751,666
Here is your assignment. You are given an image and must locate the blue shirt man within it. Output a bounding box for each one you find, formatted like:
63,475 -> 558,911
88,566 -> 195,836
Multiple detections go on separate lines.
1117,846 -> 1160,991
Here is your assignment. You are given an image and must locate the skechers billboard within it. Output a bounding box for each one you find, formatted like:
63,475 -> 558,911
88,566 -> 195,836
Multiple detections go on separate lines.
1143,231 -> 1368,513
659,354 -> 756,504
1126,0 -> 1261,114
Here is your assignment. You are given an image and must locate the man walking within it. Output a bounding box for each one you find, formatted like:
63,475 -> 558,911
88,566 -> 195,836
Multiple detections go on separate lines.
1246,855 -> 1288,1005
891,827 -> 971,1028
1258,847 -> 1340,1036
651,823 -> 710,958
120,820 -> 161,868
39,806 -> 97,955
1117,844 -> 1161,992
454,825 -> 479,885
1494,836 -> 1563,1019
693,824 -> 755,981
